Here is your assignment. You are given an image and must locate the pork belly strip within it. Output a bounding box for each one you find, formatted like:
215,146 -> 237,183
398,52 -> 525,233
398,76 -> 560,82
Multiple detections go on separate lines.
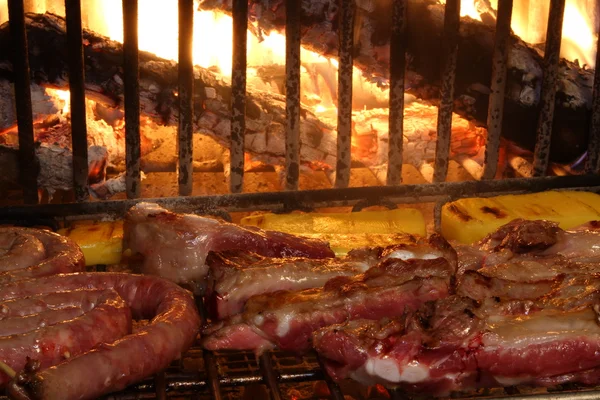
0,290 -> 131,388
0,227 -> 85,284
455,219 -> 600,301
206,235 -> 450,320
203,237 -> 456,354
123,203 -> 334,289
314,295 -> 600,396
3,273 -> 201,400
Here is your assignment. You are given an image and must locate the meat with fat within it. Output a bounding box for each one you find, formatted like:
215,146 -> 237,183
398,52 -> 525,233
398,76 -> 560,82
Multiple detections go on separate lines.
123,202 -> 334,290
0,227 -> 85,284
2,272 -> 201,400
454,219 -> 600,301
202,235 -> 456,353
205,235 -> 446,319
314,290 -> 600,396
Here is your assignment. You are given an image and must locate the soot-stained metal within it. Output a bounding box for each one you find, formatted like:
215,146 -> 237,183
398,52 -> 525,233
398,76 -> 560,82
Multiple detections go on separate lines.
433,0 -> 461,183
178,0 -> 195,196
7,0 -> 38,204
122,0 -> 141,199
334,0 -> 356,188
284,0 -> 302,191
65,0 -> 89,202
482,0 -> 513,180
387,0 -> 408,186
230,0 -> 249,194
532,0 -> 566,177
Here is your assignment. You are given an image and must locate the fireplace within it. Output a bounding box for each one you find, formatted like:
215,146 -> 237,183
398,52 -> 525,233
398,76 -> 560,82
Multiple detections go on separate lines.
1,0 -> 600,399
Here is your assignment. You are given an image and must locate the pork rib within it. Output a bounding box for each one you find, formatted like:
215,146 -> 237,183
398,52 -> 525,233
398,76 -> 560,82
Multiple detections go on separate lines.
202,235 -> 456,353
455,219 -> 600,301
124,202 -> 334,290
314,275 -> 600,396
205,235 -> 446,319
0,227 -> 85,284
2,272 -> 201,400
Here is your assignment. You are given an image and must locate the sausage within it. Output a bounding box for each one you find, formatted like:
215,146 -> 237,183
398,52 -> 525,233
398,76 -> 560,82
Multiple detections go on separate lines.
0,289 -> 131,387
0,228 -> 85,284
4,272 -> 201,400
0,289 -> 117,336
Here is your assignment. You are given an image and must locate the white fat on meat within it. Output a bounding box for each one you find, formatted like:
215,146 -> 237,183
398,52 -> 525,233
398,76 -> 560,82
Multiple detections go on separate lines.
276,312 -> 296,338
355,357 -> 430,385
483,308 -> 600,349
385,250 -> 439,261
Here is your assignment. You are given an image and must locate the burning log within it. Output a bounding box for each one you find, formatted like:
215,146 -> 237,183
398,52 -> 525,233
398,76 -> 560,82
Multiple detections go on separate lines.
199,0 -> 595,163
0,12 -> 496,192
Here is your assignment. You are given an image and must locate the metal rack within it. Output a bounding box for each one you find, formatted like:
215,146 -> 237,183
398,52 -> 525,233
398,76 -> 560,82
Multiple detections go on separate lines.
2,0 -> 600,398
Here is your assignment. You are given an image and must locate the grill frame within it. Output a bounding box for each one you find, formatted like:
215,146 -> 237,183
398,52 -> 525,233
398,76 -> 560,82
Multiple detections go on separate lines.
2,0 -> 600,399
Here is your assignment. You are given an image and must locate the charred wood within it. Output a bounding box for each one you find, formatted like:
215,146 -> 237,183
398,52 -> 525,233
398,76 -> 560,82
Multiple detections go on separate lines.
199,0 -> 595,163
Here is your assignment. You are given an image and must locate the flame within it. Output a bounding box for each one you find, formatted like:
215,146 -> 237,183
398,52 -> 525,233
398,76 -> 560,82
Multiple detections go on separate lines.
561,1 -> 597,67
45,88 -> 70,115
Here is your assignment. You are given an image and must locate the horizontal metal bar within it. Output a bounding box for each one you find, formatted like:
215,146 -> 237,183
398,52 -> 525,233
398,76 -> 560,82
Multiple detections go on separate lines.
2,176 -> 600,220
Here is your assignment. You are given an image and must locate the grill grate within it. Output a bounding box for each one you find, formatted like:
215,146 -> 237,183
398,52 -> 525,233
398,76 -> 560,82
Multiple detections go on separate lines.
1,0 -> 600,398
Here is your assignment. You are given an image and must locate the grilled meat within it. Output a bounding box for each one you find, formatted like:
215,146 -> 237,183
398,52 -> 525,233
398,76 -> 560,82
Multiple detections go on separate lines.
0,227 -> 85,284
205,235 -> 448,319
3,272 -> 200,400
202,234 -> 457,353
123,203 -> 334,291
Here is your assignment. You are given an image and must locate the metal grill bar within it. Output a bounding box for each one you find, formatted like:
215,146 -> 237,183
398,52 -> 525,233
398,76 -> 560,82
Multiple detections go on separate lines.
317,356 -> 345,400
122,0 -> 141,199
586,33 -> 600,174
2,175 -> 600,220
230,0 -> 248,194
178,0 -> 195,196
387,0 -> 407,186
7,0 -> 38,204
64,0 -> 89,202
532,0 -> 566,177
284,0 -> 302,191
259,353 -> 282,400
334,0 -> 355,188
433,0 -> 460,183
482,0 -> 513,180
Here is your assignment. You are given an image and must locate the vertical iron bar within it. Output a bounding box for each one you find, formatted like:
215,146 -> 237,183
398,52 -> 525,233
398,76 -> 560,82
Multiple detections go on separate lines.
482,0 -> 513,180
122,0 -> 141,198
433,0 -> 460,183
259,353 -> 282,400
195,296 -> 223,400
387,0 -> 407,186
230,0 -> 248,194
65,0 -> 89,201
284,0 -> 301,191
7,0 -> 38,204
334,0 -> 355,188
532,0 -> 566,177
585,33 -> 600,174
178,0 -> 194,195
